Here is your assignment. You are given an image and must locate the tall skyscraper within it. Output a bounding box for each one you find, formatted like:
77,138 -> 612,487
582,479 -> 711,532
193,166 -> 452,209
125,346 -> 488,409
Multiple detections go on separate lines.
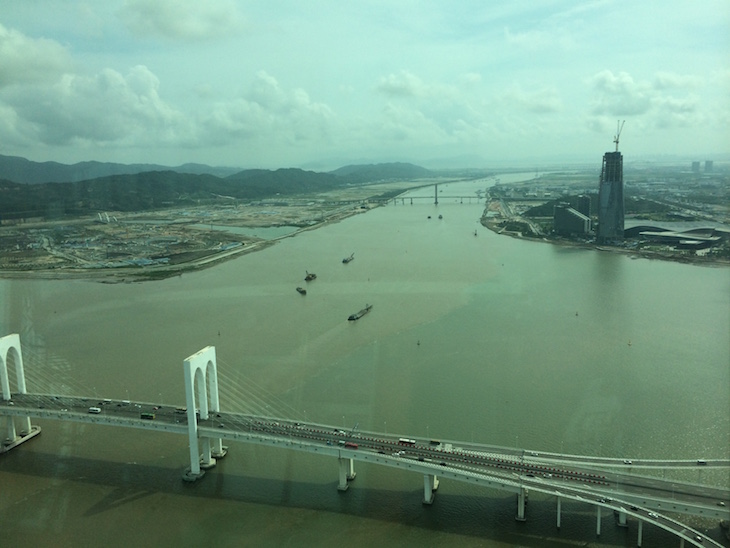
597,123 -> 625,243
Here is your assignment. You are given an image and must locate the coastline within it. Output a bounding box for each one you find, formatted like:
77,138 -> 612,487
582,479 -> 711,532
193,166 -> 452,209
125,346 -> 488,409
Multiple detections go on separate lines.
480,218 -> 730,268
0,200 -> 374,283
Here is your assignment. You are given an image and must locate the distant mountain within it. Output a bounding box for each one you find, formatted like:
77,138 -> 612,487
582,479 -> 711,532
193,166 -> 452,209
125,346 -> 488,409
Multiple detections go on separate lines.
1,168 -> 343,220
0,158 -> 434,221
225,168 -> 341,195
0,154 -> 240,184
330,162 -> 432,183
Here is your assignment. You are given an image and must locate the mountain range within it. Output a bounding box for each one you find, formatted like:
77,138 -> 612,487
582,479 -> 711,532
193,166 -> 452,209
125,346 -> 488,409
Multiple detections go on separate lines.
0,155 -> 434,220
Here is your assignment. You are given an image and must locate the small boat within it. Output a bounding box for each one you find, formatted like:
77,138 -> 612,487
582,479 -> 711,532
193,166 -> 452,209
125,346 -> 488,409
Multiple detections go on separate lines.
304,271 -> 317,281
438,214 -> 443,220
348,304 -> 372,321
296,287 -> 307,295
342,253 -> 354,264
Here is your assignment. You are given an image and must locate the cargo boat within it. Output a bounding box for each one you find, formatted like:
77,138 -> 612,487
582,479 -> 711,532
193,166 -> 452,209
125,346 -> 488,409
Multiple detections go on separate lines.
342,253 -> 354,264
348,304 -> 372,321
304,271 -> 317,281
296,287 -> 307,295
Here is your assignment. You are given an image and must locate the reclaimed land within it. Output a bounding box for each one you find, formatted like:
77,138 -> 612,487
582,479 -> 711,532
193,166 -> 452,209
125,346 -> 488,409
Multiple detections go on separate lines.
0,177 -> 445,283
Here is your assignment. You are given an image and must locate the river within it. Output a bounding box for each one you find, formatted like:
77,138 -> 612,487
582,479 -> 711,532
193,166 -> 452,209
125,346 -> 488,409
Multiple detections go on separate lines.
1,174 -> 728,547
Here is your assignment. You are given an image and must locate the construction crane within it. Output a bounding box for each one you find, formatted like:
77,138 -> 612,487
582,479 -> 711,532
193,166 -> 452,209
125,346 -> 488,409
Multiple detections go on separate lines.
613,120 -> 625,152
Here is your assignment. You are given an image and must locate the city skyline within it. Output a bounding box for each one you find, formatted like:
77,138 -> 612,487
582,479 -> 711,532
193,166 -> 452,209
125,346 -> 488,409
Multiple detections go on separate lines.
1,1 -> 728,170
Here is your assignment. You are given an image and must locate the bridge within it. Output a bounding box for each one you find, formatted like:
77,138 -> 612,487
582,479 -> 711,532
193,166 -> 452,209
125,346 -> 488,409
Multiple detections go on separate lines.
2,334 -> 728,547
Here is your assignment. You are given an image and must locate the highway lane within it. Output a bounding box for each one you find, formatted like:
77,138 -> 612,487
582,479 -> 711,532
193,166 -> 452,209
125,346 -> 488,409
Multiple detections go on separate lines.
3,392 -> 729,518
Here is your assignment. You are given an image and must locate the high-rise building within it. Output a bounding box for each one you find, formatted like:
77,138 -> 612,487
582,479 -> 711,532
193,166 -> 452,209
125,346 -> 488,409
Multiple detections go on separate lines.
597,150 -> 624,243
554,202 -> 591,236
705,160 -> 713,172
576,194 -> 591,217
692,161 -> 701,173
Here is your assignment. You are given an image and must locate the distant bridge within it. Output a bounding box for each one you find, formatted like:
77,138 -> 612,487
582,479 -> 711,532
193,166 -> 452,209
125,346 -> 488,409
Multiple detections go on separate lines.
2,334 -> 728,547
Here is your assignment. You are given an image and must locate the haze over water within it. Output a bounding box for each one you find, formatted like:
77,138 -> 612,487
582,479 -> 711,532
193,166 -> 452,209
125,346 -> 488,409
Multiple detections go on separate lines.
1,174 -> 728,547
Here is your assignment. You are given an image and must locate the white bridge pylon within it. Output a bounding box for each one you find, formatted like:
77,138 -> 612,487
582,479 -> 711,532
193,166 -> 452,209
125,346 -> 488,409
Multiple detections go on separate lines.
182,345 -> 227,481
0,333 -> 40,452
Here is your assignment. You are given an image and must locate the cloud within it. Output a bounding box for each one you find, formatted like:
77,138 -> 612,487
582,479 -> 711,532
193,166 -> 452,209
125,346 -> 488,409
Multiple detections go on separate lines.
652,71 -> 702,90
499,84 -> 563,114
201,71 -> 335,145
587,70 -> 705,132
589,70 -> 652,116
0,23 -> 72,88
119,0 -> 243,41
503,26 -> 575,51
2,65 -> 191,146
377,71 -> 429,98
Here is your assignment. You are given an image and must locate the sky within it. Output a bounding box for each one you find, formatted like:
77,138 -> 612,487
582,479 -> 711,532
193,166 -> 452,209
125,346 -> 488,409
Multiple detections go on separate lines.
0,0 -> 729,170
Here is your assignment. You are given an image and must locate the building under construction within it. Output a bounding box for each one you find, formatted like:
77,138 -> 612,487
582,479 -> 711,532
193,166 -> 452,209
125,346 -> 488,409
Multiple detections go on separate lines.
597,122 -> 625,243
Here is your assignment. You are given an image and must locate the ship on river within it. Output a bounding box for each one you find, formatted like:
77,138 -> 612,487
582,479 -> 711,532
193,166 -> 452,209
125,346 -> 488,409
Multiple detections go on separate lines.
348,304 -> 372,321
304,271 -> 317,281
342,253 -> 354,264
296,287 -> 307,295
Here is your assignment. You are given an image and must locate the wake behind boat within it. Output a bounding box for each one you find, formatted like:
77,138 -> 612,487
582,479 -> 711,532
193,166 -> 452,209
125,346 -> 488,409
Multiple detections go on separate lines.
348,304 -> 372,321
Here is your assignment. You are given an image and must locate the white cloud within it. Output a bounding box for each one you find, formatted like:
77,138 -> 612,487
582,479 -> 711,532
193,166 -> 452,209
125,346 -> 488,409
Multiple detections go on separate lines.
503,26 -> 575,51
587,70 -> 707,133
2,65 -> 192,146
652,72 -> 702,90
589,70 -> 652,116
377,71 -> 429,98
499,84 -> 563,114
201,71 -> 335,146
119,0 -> 243,41
0,23 -> 72,88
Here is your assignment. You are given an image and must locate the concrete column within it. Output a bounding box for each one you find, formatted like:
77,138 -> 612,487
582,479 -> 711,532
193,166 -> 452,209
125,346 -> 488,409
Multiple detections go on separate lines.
5,416 -> 17,443
596,505 -> 602,536
338,457 -> 355,491
422,474 -> 439,505
618,509 -> 627,527
200,437 -> 216,470
556,496 -> 561,529
515,488 -> 526,521
637,519 -> 643,547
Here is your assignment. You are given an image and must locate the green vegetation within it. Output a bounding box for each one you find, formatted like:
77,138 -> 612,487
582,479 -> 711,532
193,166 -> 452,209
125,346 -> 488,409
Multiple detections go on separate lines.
0,161 -> 433,221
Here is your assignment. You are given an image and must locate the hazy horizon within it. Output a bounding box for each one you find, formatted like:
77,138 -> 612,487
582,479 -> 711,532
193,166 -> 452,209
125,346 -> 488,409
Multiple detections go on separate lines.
1,2 -> 728,170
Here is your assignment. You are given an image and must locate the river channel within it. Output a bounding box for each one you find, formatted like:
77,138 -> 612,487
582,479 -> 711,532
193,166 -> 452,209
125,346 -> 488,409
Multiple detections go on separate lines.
0,174 -> 728,547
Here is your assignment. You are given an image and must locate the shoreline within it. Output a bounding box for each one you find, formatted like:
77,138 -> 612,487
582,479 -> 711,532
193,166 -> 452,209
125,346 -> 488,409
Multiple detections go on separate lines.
0,202 -> 373,283
480,219 -> 730,268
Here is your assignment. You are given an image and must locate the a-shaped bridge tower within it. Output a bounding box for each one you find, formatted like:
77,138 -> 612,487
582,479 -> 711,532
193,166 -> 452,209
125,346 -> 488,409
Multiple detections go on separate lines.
182,345 -> 228,480
0,333 -> 41,451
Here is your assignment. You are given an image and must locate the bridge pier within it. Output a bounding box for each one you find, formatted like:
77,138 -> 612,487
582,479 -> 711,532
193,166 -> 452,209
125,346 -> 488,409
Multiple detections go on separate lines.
515,487 -> 527,521
0,334 -> 40,454
182,345 -> 227,482
422,474 -> 439,505
338,456 -> 356,491
556,496 -> 561,529
637,519 -> 643,547
617,509 -> 628,527
596,505 -> 602,536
